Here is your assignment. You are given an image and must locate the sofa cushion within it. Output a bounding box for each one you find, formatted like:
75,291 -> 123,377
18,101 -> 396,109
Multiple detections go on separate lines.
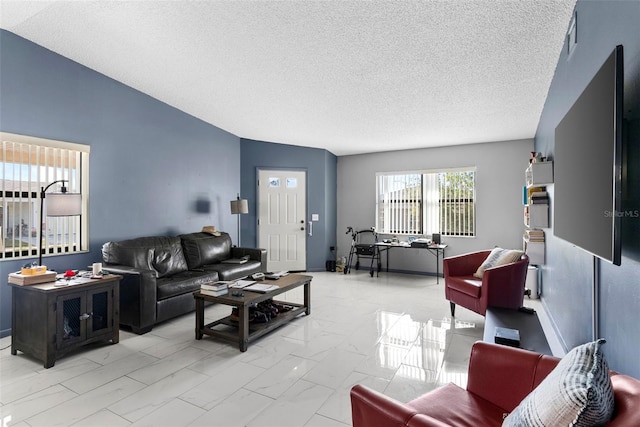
446,276 -> 482,298
103,242 -> 154,271
156,271 -> 219,300
473,248 -> 523,279
503,339 -> 614,427
180,232 -> 232,269
407,383 -> 504,427
103,236 -> 188,278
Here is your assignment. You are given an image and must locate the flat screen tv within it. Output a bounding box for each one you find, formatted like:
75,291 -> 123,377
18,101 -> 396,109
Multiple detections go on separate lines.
554,45 -> 623,266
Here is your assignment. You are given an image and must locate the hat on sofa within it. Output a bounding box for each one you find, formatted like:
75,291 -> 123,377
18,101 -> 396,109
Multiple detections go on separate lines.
201,226 -> 221,236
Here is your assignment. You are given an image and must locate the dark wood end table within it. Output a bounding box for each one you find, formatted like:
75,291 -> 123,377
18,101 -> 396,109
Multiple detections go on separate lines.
8,274 -> 121,368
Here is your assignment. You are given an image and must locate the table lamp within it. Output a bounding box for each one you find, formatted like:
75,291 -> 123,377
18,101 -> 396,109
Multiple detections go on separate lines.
230,194 -> 249,245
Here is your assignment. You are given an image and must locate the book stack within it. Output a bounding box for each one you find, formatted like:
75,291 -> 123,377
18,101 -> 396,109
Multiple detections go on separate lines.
529,190 -> 549,205
8,271 -> 57,285
200,281 -> 229,297
525,229 -> 545,243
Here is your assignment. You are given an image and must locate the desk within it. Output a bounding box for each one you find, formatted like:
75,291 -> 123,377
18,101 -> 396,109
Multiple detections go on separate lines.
375,243 -> 447,283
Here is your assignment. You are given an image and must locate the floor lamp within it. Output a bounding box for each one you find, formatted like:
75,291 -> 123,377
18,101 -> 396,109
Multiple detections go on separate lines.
230,194 -> 248,246
39,180 -> 82,266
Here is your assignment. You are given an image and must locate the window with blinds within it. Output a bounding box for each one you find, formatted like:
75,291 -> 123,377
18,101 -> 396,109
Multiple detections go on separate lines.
1,132 -> 89,260
376,168 -> 475,237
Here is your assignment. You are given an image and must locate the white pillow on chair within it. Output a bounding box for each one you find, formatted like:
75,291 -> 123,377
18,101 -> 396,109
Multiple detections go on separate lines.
473,247 -> 524,279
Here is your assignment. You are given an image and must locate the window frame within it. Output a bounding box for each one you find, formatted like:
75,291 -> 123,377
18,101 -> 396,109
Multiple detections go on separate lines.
1,132 -> 90,261
376,167 -> 476,237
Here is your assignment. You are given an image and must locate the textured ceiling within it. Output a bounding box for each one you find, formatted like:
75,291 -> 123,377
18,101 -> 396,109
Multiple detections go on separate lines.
0,1 -> 576,156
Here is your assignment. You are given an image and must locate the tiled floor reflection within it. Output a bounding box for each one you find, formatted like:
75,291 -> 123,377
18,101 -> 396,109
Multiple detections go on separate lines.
0,271 -> 485,426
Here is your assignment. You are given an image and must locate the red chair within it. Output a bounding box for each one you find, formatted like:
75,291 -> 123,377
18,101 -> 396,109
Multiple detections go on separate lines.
444,250 -> 529,316
350,341 -> 640,427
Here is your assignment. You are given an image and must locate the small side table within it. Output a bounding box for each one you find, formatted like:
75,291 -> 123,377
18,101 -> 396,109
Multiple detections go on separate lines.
8,274 -> 121,368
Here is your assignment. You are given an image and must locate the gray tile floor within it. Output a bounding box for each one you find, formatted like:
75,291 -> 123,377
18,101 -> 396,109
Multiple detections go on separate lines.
0,271 -> 485,426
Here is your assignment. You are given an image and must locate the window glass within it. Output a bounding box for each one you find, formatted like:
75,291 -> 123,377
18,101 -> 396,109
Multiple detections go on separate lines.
376,168 -> 475,237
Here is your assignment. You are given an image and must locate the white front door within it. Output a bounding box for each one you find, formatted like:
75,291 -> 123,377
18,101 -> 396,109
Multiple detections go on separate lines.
258,170 -> 306,272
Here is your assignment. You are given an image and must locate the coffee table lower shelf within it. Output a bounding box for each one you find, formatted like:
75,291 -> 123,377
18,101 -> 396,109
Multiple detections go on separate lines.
198,301 -> 306,351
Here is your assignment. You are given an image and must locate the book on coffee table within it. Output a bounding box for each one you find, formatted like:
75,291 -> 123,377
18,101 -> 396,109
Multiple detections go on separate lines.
243,283 -> 279,293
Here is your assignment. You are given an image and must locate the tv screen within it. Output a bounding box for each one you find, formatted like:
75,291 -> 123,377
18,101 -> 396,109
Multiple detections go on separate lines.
554,45 -> 623,266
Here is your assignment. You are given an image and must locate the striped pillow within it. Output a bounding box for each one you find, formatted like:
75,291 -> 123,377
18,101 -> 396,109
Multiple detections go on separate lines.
503,339 -> 614,427
473,248 -> 524,279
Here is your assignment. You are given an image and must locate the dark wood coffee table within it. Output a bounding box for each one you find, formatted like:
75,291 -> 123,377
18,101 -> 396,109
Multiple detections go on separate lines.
194,274 -> 311,351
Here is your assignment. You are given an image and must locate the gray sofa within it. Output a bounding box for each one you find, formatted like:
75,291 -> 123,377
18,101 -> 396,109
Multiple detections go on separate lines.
102,232 -> 266,334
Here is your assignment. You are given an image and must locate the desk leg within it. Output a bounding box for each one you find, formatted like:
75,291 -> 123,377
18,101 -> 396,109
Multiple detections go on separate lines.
436,251 -> 440,284
386,248 -> 390,272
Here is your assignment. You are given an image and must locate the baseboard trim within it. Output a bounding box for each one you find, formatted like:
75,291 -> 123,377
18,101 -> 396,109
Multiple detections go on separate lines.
533,298 -> 568,357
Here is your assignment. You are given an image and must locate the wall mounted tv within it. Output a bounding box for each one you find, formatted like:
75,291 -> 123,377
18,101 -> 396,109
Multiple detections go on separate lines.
554,45 -> 623,265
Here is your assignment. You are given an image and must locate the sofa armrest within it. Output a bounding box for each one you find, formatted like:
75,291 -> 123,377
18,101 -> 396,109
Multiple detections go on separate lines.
351,384 -> 419,427
466,342 -> 558,412
444,251 -> 491,277
103,264 -> 157,333
609,374 -> 640,426
230,247 -> 267,272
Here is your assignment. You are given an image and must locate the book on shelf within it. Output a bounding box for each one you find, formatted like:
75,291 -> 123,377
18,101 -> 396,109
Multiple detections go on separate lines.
530,197 -> 549,204
200,288 -> 229,297
525,229 -> 545,242
8,271 -> 57,285
530,191 -> 548,198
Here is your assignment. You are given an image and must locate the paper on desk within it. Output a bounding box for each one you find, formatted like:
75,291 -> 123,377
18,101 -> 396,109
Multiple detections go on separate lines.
229,280 -> 256,289
243,283 -> 279,293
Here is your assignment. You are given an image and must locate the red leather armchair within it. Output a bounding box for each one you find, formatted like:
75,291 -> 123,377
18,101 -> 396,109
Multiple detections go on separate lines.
350,342 -> 640,427
443,250 -> 529,317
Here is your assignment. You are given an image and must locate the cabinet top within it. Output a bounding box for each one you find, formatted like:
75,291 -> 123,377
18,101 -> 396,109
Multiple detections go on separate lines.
8,274 -> 121,292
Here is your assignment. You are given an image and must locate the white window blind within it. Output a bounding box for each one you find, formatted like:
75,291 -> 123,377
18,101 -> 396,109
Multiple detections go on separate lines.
1,132 -> 90,260
376,168 -> 475,237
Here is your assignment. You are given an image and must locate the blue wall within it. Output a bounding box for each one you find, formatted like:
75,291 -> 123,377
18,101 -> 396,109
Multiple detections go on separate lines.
535,1 -> 640,377
240,139 -> 337,272
0,30 -> 339,337
0,30 -> 242,336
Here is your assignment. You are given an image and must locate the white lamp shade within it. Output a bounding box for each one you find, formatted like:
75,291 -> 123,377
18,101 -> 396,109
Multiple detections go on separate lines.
46,193 -> 82,216
230,199 -> 249,215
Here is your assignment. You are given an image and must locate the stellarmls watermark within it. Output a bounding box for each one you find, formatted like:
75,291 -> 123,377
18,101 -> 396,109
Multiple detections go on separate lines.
604,210 -> 640,218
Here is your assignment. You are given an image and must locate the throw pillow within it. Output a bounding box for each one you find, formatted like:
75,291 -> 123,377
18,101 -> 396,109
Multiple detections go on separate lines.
473,248 -> 524,278
503,339 -> 614,427
152,244 -> 188,278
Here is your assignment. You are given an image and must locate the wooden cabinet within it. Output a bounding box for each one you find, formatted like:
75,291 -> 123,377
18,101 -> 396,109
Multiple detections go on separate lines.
9,275 -> 120,368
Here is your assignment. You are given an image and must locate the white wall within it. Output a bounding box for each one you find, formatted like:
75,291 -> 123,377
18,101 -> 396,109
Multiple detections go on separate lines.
336,139 -> 534,274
